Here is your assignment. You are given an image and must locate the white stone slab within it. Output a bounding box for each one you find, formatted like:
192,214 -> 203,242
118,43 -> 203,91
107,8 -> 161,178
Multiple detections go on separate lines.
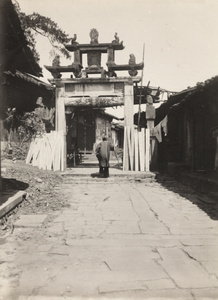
159,259 -> 218,288
105,220 -> 141,234
98,280 -> 147,293
139,220 -> 170,234
145,278 -> 176,290
101,248 -> 160,270
201,261 -> 218,277
14,214 -> 47,228
157,247 -> 190,261
192,287 -> 218,299
184,246 -> 218,261
180,237 -> 218,246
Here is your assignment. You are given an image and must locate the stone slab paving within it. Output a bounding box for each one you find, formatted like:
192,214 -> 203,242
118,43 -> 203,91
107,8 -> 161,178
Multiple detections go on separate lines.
159,259 -> 218,289
1,178 -> 218,299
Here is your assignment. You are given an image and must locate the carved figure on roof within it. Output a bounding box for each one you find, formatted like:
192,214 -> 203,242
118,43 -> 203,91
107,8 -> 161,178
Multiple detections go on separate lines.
112,32 -> 119,44
51,55 -> 62,78
128,54 -> 138,76
71,34 -> 78,45
90,28 -> 99,44
52,55 -> 60,67
129,54 -> 136,65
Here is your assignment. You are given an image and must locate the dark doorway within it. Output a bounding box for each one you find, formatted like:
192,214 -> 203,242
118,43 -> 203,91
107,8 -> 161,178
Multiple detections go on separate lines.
77,109 -> 95,153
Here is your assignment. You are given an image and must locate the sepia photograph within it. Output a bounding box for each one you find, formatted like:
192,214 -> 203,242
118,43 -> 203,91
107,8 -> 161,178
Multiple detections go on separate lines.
0,0 -> 218,299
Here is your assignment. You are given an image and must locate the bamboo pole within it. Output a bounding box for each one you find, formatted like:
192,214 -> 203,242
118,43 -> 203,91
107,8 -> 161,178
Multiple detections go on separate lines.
137,43 -> 145,131
26,139 -> 34,164
134,129 -> 139,171
123,126 -> 129,171
145,128 -> 150,171
131,127 -> 135,171
127,127 -> 134,171
138,130 -> 144,171
141,128 -> 145,171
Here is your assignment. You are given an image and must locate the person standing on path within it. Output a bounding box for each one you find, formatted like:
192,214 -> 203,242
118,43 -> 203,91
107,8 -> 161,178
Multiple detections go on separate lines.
95,135 -> 113,178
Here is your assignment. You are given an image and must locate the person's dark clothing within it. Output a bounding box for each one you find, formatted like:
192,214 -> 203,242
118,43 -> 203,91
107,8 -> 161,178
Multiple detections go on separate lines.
96,140 -> 112,177
103,167 -> 109,178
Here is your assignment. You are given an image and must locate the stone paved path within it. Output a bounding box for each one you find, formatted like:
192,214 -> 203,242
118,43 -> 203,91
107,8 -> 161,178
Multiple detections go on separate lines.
1,176 -> 218,299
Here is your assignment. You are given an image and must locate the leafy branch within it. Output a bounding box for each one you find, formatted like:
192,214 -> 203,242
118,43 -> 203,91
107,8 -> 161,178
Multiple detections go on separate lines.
13,0 -> 71,61
3,108 -> 47,160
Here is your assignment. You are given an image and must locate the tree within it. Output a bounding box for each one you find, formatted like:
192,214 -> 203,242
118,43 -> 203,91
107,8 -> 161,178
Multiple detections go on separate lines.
12,0 -> 71,63
3,108 -> 48,160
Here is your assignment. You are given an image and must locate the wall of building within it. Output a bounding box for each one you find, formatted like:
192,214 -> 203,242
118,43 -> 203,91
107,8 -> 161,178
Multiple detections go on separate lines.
111,125 -> 124,149
2,75 -> 54,114
167,86 -> 218,172
167,106 -> 183,163
1,76 -> 54,141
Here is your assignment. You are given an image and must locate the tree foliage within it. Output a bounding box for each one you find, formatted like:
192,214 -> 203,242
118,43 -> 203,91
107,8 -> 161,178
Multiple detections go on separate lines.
12,0 -> 71,62
3,108 -> 47,160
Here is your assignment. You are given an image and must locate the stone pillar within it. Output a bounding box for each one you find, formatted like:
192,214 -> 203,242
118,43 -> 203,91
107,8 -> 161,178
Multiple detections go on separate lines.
146,105 -> 155,130
74,50 -> 81,65
55,82 -> 65,130
107,48 -> 115,64
55,81 -> 67,171
124,80 -> 134,127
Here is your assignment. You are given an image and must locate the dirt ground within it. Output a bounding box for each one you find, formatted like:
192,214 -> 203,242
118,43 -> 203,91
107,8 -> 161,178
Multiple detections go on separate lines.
0,159 -> 67,234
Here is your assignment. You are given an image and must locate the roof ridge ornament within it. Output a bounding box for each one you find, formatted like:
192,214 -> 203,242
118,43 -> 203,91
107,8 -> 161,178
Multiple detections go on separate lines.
90,28 -> 99,44
71,34 -> 78,45
112,32 -> 123,46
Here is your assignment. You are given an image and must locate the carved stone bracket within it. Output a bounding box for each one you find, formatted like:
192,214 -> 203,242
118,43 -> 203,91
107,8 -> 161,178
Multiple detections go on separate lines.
107,62 -> 144,77
44,64 -> 83,79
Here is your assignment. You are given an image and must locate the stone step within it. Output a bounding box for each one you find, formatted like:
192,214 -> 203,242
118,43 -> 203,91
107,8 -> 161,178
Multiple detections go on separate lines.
63,177 -> 156,184
61,169 -> 156,183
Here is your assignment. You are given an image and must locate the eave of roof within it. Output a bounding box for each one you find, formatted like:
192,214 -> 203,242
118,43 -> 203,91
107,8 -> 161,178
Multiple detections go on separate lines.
97,110 -> 121,121
170,75 -> 218,101
111,122 -> 124,129
4,70 -> 54,90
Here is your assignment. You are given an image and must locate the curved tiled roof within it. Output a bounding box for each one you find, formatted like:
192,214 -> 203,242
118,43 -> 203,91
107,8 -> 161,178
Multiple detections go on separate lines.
4,70 -> 54,90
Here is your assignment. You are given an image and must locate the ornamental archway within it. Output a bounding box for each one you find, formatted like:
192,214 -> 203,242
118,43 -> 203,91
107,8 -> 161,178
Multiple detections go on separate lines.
45,29 -> 155,171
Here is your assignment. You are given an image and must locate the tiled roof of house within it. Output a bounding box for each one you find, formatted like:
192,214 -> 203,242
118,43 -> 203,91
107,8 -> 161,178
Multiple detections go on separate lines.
4,70 -> 54,90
